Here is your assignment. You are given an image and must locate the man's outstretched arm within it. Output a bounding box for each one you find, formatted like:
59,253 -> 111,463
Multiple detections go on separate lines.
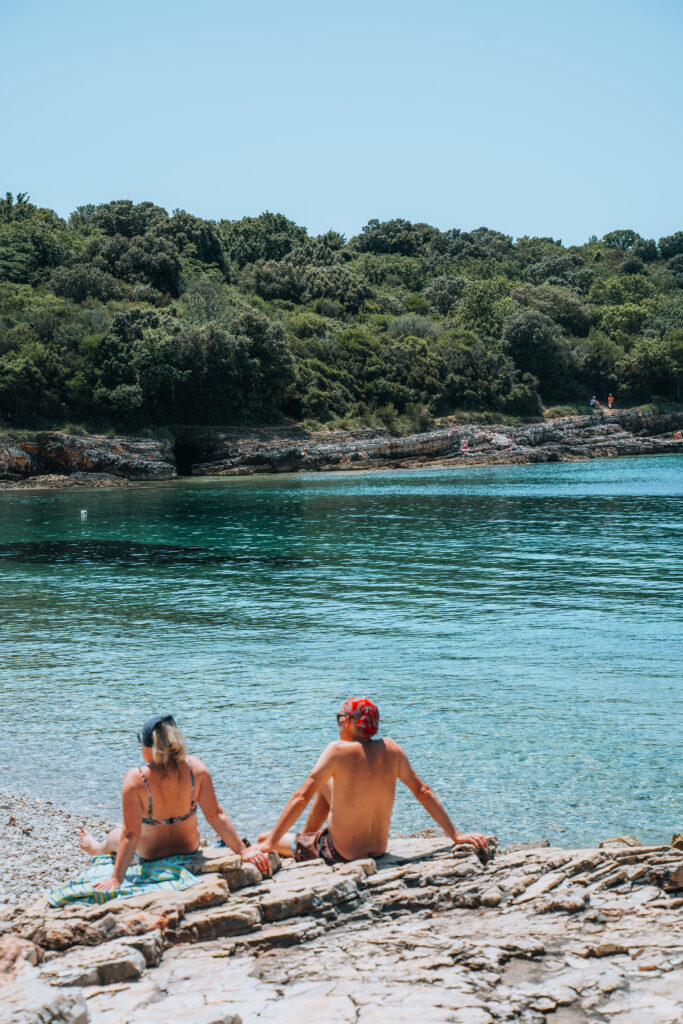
397,747 -> 488,851
259,745 -> 335,852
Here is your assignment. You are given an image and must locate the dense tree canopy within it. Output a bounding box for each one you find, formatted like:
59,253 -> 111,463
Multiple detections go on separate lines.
0,192 -> 680,429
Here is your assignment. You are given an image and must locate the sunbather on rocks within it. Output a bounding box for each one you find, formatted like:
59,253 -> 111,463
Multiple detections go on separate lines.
78,713 -> 270,890
257,697 -> 488,865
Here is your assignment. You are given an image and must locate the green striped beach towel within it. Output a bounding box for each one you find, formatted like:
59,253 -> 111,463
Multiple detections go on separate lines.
48,853 -> 200,907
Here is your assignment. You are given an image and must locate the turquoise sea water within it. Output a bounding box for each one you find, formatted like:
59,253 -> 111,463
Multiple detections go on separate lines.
0,455 -> 681,847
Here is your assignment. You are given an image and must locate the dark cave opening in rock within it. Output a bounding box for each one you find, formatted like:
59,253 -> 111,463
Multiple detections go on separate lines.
173,438 -> 202,476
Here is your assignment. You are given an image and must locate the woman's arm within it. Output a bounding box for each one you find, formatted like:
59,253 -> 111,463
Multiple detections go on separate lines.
195,759 -> 271,875
94,770 -> 143,891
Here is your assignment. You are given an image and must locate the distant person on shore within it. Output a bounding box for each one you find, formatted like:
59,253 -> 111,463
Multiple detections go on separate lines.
256,697 -> 488,865
673,429 -> 682,440
608,394 -> 615,409
78,714 -> 270,891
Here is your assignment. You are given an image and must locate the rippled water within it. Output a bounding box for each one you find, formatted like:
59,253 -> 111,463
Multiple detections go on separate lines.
1,455 -> 681,846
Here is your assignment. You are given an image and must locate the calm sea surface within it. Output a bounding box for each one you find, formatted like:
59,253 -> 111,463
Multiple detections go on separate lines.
0,455 -> 681,847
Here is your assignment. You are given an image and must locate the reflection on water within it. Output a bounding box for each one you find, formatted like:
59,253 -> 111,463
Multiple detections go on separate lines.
0,541 -> 310,567
0,455 -> 681,846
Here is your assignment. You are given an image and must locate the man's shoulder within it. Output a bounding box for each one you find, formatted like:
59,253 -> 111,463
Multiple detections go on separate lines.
379,736 -> 403,755
326,740 -> 351,756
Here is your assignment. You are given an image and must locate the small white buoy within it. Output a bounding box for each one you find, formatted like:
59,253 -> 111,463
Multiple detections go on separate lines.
80,509 -> 87,519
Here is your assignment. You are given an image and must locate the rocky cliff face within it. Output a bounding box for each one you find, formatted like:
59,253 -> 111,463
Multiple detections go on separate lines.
0,434 -> 176,484
1,410 -> 682,487
188,410 -> 683,476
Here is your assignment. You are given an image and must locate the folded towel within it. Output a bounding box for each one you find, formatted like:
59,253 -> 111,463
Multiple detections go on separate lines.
47,854 -> 200,907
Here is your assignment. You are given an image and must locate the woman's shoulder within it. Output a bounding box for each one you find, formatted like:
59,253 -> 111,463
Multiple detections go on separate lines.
187,754 -> 210,777
123,766 -> 145,790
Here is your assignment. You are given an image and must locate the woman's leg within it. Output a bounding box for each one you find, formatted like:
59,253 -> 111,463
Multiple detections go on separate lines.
78,826 -> 122,856
257,832 -> 298,858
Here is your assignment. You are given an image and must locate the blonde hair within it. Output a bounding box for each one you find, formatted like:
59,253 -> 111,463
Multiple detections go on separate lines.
151,720 -> 188,772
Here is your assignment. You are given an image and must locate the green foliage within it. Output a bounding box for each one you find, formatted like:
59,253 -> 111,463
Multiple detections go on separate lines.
51,265 -> 122,302
601,229 -> 641,250
510,283 -> 594,337
302,264 -> 370,314
658,232 -> 683,260
589,274 -> 654,305
453,277 -> 513,336
572,330 -> 624,393
240,261 -> 305,302
157,212 -> 229,275
221,212 -> 307,267
351,219 -> 441,256
600,303 -> 649,339
0,217 -> 74,285
179,275 -> 235,324
424,275 -> 467,314
644,292 -> 683,335
622,336 -> 675,398
354,254 -> 426,291
0,194 -> 680,428
85,233 -> 182,296
502,310 -> 568,395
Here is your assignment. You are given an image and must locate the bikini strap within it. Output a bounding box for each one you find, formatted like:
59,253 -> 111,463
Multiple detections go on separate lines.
138,766 -> 153,819
188,757 -> 196,809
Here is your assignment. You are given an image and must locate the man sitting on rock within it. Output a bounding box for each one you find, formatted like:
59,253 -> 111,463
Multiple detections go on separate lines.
257,697 -> 488,865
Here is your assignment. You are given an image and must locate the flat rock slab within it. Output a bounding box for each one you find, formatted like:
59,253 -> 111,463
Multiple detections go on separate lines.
4,837 -> 682,1023
0,964 -> 89,1024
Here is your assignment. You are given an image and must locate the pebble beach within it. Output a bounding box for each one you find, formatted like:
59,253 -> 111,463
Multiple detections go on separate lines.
0,789 -> 113,908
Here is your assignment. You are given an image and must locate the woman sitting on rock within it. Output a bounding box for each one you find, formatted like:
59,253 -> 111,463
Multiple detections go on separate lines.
78,713 -> 270,890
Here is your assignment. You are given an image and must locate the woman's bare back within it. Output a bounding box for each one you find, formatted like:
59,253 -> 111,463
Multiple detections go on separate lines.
136,758 -> 201,859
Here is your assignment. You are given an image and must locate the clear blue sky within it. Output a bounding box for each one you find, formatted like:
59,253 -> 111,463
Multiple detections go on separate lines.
3,0 -> 682,245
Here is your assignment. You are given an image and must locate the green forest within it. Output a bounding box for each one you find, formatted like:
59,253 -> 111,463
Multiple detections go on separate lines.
1,193 -> 682,432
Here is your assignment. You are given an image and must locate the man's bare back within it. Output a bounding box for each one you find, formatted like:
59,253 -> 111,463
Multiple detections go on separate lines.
259,698 -> 488,864
317,736 -> 399,859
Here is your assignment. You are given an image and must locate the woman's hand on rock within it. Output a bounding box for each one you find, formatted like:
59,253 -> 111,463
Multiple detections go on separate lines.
242,844 -> 272,875
92,876 -> 123,891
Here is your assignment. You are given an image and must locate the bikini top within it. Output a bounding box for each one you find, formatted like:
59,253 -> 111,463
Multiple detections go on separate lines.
139,757 -> 197,826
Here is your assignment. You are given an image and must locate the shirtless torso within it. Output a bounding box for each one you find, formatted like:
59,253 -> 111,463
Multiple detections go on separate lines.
260,706 -> 488,862
323,737 -> 400,859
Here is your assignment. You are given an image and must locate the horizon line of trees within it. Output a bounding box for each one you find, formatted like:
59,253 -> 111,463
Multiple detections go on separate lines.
1,192 -> 682,430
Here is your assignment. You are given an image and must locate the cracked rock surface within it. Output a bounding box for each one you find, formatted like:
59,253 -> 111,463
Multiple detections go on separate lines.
1,835 -> 681,1023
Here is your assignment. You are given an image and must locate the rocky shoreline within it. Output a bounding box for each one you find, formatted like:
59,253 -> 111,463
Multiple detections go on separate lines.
1,791 -> 681,1024
1,409 -> 682,489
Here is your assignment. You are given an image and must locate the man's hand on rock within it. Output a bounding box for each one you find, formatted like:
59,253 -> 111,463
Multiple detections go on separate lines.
454,832 -> 488,851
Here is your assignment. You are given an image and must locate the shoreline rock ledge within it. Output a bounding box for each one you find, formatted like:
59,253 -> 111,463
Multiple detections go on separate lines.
1,835 -> 681,1023
1,409 -> 682,487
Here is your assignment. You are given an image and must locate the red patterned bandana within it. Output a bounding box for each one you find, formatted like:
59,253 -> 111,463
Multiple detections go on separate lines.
341,697 -> 379,737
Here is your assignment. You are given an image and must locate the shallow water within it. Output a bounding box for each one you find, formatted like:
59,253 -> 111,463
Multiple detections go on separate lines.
0,455 -> 681,846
